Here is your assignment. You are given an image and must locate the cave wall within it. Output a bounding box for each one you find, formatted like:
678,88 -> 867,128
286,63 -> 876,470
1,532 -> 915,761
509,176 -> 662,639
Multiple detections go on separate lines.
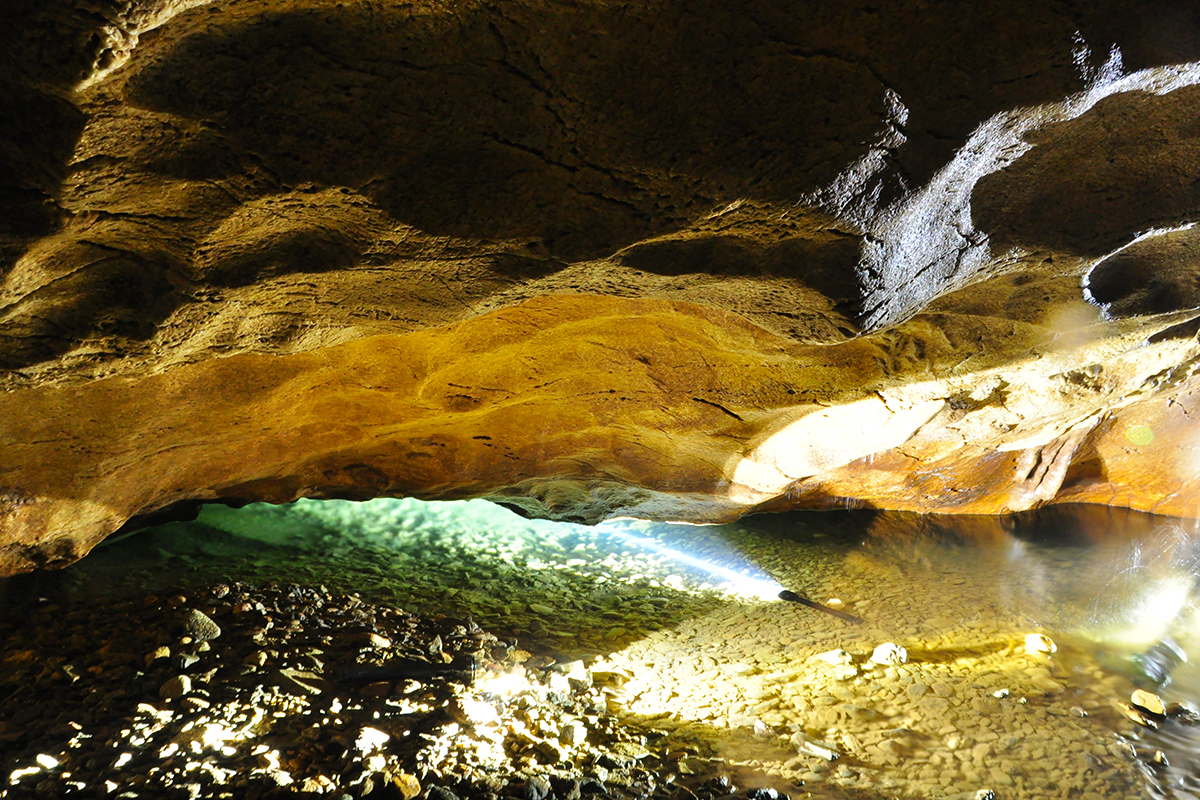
5,0 -> 1200,573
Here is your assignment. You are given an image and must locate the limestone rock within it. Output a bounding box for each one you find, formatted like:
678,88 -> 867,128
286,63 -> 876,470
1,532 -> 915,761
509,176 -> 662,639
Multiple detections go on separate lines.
869,643 -> 907,666
158,675 -> 192,700
4,0 -> 1200,572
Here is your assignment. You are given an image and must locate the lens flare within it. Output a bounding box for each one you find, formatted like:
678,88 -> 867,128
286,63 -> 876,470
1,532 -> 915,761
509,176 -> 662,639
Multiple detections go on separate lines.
1105,575 -> 1195,649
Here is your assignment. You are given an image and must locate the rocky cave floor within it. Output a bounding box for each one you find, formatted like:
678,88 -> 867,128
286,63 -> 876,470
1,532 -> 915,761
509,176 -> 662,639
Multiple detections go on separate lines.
2,500 -> 1200,800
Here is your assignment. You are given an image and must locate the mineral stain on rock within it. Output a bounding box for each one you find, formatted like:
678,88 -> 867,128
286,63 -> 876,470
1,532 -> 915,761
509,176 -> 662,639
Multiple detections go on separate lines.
6,3 -> 1200,796
4,1 -> 1200,572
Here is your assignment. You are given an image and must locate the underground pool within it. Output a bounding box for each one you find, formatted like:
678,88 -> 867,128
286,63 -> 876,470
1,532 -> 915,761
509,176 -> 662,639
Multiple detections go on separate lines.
2,500 -> 1200,800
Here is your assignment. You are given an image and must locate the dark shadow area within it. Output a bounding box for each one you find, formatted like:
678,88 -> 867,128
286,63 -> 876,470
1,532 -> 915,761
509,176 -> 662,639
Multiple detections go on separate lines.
124,1 -> 888,263
123,0 -> 1134,265
1086,224 -> 1200,320
0,0 -> 97,267
974,85 -> 1200,259
616,233 -> 862,305
0,244 -> 186,369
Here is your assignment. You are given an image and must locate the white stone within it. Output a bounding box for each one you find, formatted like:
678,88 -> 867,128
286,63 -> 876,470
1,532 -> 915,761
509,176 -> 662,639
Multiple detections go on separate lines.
831,664 -> 859,681
354,726 -> 390,754
815,649 -> 853,666
454,697 -> 500,726
9,766 -> 40,782
34,755 -> 57,770
1024,633 -> 1056,654
869,643 -> 907,665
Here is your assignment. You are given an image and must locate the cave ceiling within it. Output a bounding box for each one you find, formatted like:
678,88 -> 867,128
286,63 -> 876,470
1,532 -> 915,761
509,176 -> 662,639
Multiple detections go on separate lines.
5,0 -> 1200,574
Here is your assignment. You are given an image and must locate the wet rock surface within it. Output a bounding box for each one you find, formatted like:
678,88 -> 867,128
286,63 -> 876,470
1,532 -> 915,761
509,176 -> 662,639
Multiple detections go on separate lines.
8,1 -> 1200,570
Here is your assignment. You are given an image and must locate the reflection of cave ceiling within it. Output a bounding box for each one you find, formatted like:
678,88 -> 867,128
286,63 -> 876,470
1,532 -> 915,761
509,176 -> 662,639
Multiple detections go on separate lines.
5,0 -> 1200,574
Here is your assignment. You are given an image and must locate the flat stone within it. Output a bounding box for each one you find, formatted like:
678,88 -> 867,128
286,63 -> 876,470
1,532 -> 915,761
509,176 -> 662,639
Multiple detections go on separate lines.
182,610 -> 221,642
1131,689 -> 1166,716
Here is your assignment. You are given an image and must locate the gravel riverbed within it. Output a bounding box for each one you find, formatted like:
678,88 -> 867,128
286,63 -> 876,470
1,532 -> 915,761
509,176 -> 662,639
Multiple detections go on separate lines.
2,499 -> 1196,799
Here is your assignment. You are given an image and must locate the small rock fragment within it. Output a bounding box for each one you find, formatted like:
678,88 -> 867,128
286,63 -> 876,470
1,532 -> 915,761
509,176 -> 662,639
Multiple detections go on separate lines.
831,664 -> 859,681
560,720 -> 587,747
746,789 -> 780,800
869,643 -> 907,666
145,646 -> 171,667
34,755 -> 57,770
1131,688 -> 1166,716
611,741 -> 650,760
1167,701 -> 1200,724
1030,676 -> 1064,695
1116,701 -> 1159,729
392,772 -> 421,800
1024,633 -> 1056,655
354,726 -> 390,754
534,739 -> 567,763
242,651 -> 267,667
975,791 -> 995,800
182,609 -> 221,641
181,696 -> 211,711
525,775 -> 552,800
450,697 -> 500,726
798,739 -> 840,761
815,649 -> 853,666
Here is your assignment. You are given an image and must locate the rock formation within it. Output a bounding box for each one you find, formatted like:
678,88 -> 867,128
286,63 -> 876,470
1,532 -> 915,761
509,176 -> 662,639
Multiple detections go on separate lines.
5,0 -> 1200,573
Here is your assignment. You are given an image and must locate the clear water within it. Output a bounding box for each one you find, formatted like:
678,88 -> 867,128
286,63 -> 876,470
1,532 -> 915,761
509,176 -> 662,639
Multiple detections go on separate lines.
16,499 -> 1200,799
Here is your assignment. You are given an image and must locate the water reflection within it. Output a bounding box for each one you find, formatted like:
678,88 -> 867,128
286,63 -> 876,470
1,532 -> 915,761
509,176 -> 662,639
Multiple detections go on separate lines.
11,499 -> 1200,798
835,507 -> 1200,654
834,507 -> 1200,799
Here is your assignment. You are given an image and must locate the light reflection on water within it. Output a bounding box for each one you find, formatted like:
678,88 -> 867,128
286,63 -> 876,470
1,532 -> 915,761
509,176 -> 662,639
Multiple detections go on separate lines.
839,507 -> 1200,799
32,500 -> 1200,798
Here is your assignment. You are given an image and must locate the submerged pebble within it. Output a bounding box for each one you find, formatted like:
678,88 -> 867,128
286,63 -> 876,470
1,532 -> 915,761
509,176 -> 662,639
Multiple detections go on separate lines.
1131,689 -> 1166,716
1024,633 -> 1056,655
869,643 -> 907,666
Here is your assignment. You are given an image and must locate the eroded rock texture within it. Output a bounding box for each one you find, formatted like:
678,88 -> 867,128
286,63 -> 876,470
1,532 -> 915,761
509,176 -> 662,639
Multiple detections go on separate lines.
5,0 -> 1200,572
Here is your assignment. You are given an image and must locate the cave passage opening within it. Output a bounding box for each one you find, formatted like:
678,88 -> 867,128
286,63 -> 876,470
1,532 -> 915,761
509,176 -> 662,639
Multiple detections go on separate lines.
6,500 -> 1200,799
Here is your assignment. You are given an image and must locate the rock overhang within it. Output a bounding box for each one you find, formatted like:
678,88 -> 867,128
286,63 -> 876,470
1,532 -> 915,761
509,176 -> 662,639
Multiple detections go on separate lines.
4,0 -> 1200,573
